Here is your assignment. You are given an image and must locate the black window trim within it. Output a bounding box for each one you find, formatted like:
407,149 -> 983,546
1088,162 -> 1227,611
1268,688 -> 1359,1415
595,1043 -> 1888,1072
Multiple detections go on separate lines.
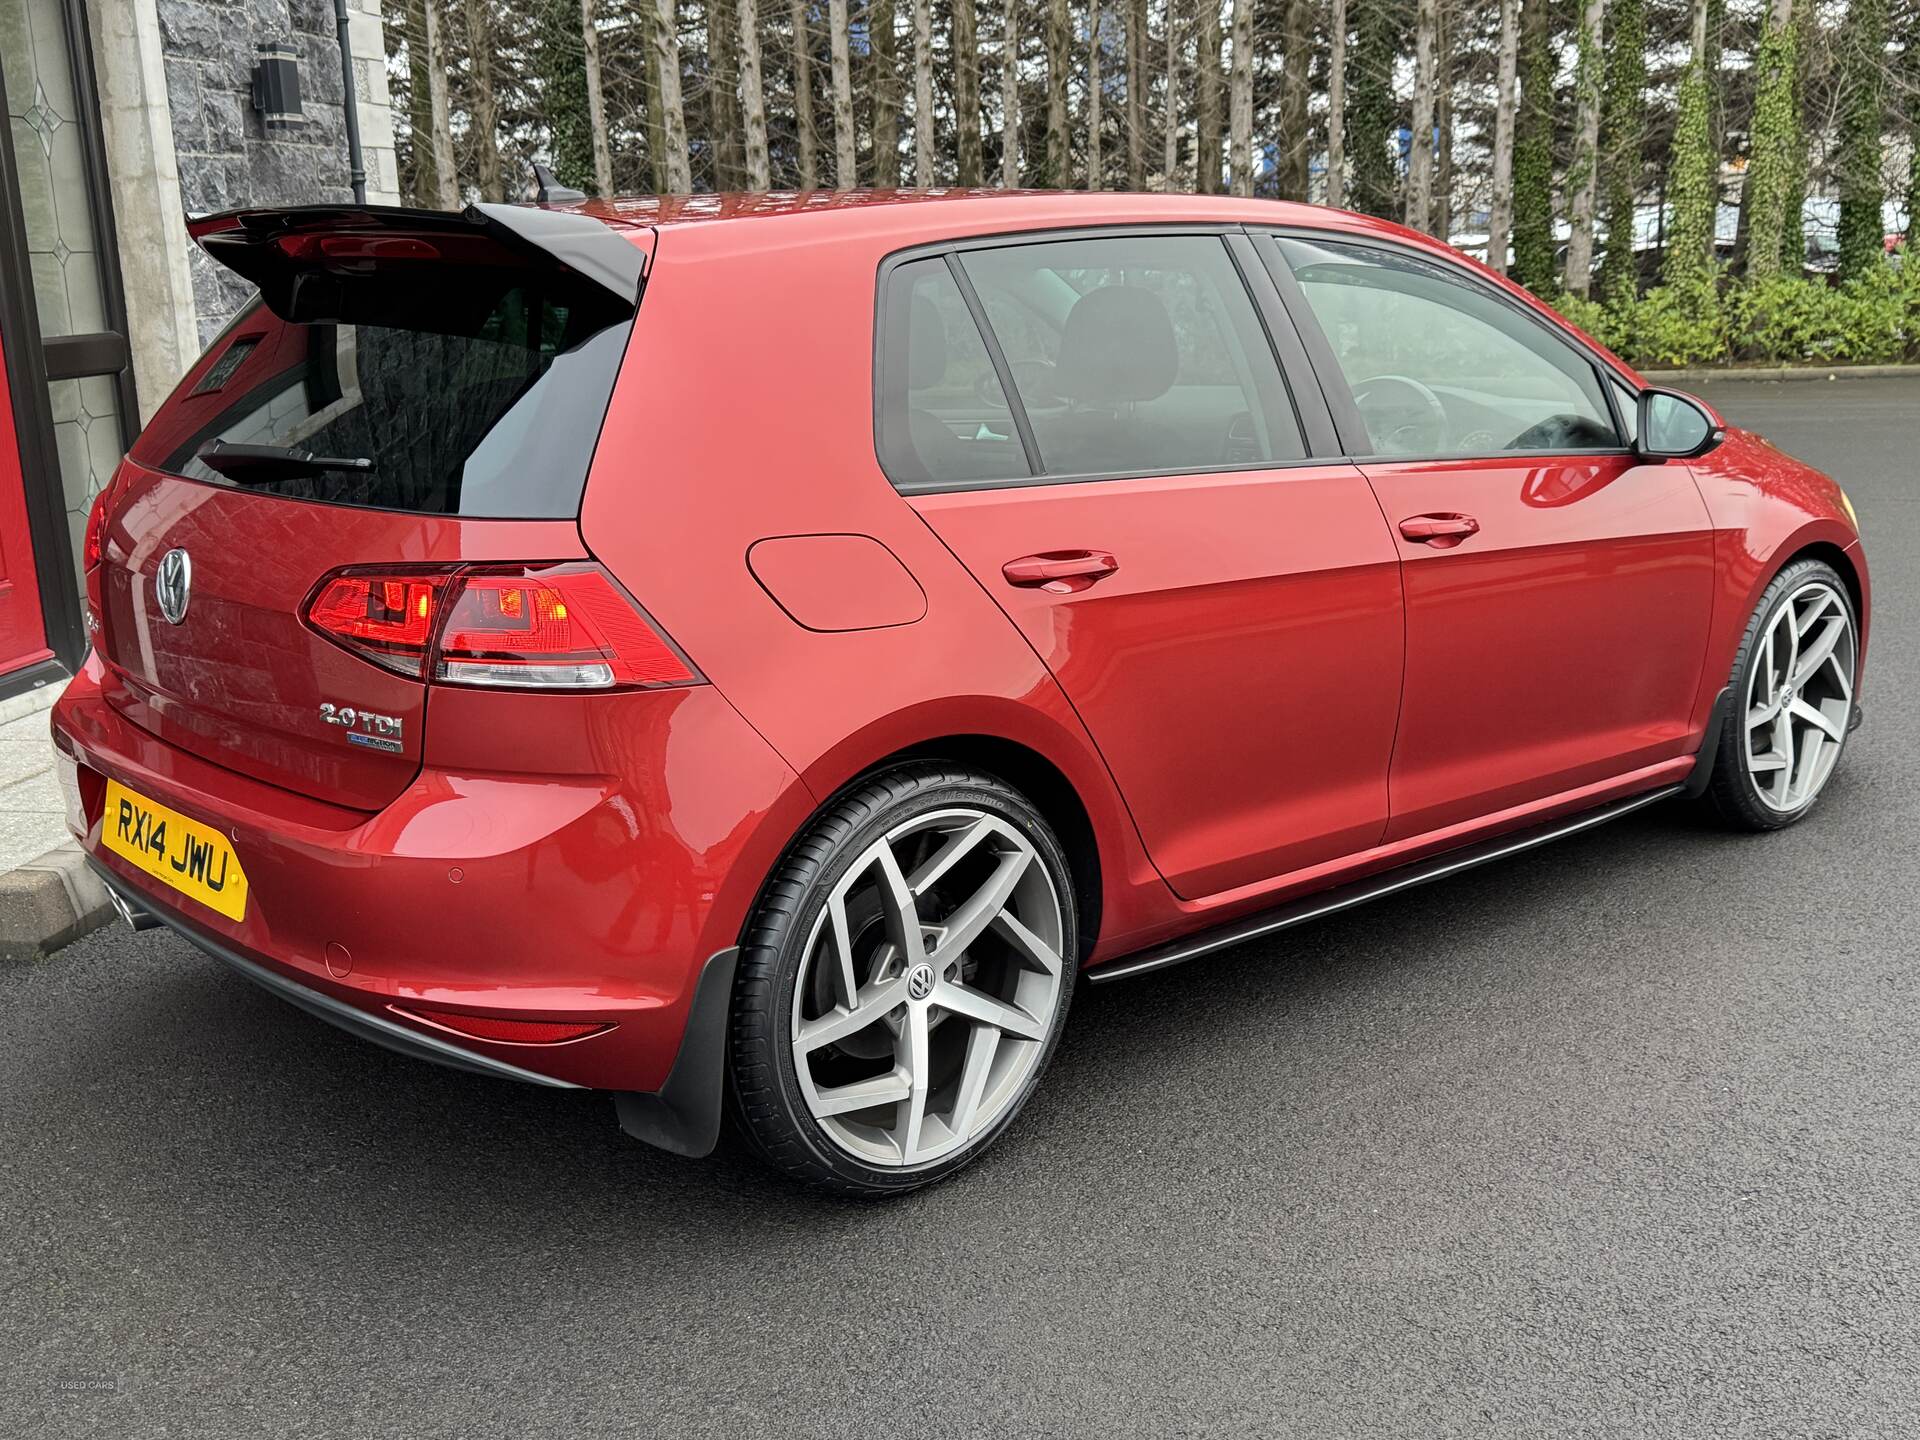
872,222 -> 1342,497
942,251 -> 1043,477
1252,227 -> 1643,466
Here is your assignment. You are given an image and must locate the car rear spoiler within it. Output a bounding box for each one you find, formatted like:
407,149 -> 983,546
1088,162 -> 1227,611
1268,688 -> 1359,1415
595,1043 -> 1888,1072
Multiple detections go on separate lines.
186,203 -> 645,312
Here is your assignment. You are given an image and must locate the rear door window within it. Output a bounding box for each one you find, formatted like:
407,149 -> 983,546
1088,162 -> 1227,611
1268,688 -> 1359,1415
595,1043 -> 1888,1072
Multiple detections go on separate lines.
957,234 -> 1305,480
875,257 -> 1031,489
130,269 -> 634,518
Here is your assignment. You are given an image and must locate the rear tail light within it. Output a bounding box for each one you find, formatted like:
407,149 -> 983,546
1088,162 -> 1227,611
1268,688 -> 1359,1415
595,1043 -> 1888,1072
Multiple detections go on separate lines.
82,488 -> 111,648
306,572 -> 449,678
303,562 -> 698,692
437,565 -> 695,689
82,488 -> 110,572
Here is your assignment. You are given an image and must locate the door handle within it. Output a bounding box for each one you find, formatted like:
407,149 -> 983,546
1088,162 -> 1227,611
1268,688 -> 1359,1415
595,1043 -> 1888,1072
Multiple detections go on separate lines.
1002,550 -> 1120,594
1398,514 -> 1481,547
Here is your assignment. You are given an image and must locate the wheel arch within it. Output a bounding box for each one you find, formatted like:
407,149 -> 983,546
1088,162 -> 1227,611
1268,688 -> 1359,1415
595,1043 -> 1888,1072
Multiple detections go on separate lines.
753,710 -> 1130,967
1779,539 -> 1865,631
855,734 -> 1104,963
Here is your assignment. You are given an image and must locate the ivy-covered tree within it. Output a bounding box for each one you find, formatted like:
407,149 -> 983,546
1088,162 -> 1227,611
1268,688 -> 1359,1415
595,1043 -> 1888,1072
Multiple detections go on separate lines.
1834,0 -> 1889,278
1741,0 -> 1801,279
538,0 -> 596,191
1777,0 -> 1814,272
1598,0 -> 1646,305
1662,0 -> 1717,289
1511,0 -> 1555,293
1346,0 -> 1401,218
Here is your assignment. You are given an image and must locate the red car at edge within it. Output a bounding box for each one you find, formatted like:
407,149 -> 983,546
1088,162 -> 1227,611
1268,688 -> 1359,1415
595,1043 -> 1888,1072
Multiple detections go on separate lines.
52,191 -> 1869,1195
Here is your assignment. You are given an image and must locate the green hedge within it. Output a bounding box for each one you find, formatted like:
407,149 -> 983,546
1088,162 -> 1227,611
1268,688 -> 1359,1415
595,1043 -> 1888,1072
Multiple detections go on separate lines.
1550,257 -> 1920,370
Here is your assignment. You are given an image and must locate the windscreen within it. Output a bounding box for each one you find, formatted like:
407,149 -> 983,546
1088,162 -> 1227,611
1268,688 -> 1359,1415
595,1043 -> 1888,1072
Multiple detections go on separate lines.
129,263 -> 635,518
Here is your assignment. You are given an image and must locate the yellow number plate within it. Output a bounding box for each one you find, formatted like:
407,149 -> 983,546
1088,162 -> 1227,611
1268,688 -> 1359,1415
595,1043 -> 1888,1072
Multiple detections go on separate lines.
101,779 -> 249,922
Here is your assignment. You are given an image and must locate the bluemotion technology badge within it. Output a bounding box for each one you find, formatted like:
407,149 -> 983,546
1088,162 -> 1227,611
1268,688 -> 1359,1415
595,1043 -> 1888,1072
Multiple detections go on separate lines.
155,548 -> 192,625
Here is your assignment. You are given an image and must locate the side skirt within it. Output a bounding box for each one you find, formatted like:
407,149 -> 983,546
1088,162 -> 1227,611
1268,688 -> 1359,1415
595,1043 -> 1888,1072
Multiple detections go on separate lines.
1089,784 -> 1684,985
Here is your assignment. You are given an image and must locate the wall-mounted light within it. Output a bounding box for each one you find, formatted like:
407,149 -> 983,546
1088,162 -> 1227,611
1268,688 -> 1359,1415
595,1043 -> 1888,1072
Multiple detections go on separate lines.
252,44 -> 304,126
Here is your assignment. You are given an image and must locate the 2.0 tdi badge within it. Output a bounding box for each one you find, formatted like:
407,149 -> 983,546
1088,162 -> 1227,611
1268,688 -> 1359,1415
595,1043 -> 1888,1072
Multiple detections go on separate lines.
319,702 -> 404,753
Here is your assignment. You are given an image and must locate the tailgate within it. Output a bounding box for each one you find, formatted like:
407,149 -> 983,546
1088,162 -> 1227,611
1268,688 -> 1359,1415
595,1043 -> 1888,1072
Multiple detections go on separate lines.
99,465 -> 587,810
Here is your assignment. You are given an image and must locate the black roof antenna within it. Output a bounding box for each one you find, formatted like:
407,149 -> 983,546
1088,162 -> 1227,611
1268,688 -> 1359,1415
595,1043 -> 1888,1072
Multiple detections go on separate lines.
532,163 -> 588,204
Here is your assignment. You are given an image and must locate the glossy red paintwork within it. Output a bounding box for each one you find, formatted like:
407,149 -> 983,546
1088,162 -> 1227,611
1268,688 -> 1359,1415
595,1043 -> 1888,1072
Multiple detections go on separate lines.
914,464 -> 1404,898
1361,453 -> 1717,839
52,190 -> 1870,1099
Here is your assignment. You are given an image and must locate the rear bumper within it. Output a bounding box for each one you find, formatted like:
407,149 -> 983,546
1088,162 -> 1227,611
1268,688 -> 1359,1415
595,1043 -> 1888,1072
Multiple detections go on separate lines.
90,857 -> 741,1153
89,858 -> 581,1088
50,651 -> 813,1118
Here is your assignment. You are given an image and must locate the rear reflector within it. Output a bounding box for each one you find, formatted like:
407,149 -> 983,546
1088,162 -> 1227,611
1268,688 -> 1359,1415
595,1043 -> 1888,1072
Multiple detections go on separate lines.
391,1004 -> 611,1046
303,562 -> 697,691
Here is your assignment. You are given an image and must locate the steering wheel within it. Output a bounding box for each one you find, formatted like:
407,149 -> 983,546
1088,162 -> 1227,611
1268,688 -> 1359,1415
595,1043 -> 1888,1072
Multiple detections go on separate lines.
1351,374 -> 1451,455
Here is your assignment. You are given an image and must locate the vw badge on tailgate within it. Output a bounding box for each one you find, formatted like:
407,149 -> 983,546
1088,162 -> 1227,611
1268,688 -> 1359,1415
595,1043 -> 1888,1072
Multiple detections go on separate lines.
155,548 -> 192,625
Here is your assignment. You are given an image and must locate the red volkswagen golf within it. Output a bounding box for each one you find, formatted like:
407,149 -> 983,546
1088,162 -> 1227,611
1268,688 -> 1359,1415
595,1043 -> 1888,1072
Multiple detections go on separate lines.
53,192 -> 1868,1195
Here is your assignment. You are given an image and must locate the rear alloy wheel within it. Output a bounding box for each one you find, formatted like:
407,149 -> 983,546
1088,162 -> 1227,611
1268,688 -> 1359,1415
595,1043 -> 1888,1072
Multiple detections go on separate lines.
1711,559 -> 1859,830
729,766 -> 1076,1195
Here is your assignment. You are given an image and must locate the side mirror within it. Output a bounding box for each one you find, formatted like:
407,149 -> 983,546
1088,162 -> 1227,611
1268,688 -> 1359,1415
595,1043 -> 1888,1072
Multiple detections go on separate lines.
1634,387 -> 1724,461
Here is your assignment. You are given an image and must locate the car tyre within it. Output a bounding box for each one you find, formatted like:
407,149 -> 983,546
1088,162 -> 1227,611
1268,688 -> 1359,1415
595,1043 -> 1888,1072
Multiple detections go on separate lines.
728,764 -> 1078,1197
1707,557 -> 1859,831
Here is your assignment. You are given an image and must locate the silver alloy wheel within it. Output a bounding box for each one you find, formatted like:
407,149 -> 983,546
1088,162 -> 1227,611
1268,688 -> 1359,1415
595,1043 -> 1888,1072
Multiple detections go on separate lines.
789,807 -> 1066,1169
1743,579 -> 1857,812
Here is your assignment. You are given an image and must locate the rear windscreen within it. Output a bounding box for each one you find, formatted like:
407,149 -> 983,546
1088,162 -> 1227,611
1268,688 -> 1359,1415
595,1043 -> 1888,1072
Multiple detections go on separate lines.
129,266 -> 635,518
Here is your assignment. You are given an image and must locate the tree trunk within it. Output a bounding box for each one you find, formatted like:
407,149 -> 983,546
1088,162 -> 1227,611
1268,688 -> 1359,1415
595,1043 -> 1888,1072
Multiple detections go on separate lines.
1834,0 -> 1889,279
1741,0 -> 1798,277
791,0 -> 816,187
1162,0 -> 1178,191
541,0 -> 594,192
1002,0 -> 1022,185
652,0 -> 692,192
1046,0 -> 1071,187
463,0 -> 504,200
1278,0 -> 1309,200
639,0 -> 666,192
406,0 -> 437,205
1197,0 -> 1221,193
421,1 -> 460,207
829,0 -> 856,187
913,0 -> 935,183
738,0 -> 771,188
1778,0 -> 1813,273
1228,0 -> 1251,196
1088,3 -> 1104,187
1561,0 -> 1607,295
872,0 -> 899,185
1407,0 -> 1437,231
1348,0 -> 1401,216
709,0 -> 741,188
1660,0 -> 1716,285
1908,6 -> 1920,257
1597,0 -> 1645,303
1486,0 -> 1518,272
581,1 -> 614,196
1325,0 -> 1345,206
955,0 -> 982,182
1125,0 -> 1146,188
1510,0 -> 1554,290
1433,2 -> 1453,235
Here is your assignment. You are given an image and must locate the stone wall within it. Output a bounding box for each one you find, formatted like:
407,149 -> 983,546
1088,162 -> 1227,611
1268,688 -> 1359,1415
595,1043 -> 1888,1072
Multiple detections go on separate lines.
155,0 -> 398,345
